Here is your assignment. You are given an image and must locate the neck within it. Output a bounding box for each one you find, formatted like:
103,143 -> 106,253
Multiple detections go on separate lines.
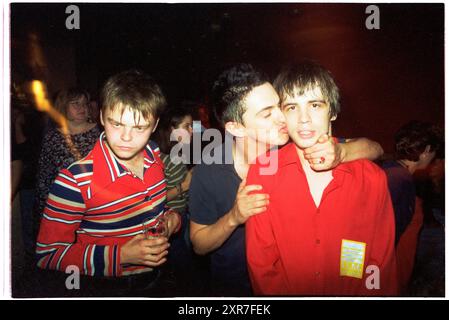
106,142 -> 144,174
67,120 -> 90,134
233,137 -> 271,179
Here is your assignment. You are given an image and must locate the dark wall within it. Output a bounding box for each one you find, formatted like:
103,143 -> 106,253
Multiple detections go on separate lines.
11,3 -> 444,153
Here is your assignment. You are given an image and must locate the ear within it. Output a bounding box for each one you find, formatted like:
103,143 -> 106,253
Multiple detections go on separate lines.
100,110 -> 105,126
225,121 -> 246,138
152,118 -> 160,133
328,122 -> 333,137
330,114 -> 337,121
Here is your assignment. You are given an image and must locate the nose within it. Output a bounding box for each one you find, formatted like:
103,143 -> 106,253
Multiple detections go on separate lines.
120,126 -> 133,142
299,106 -> 311,124
273,107 -> 286,125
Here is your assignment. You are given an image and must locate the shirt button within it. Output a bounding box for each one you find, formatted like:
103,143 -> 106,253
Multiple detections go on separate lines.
315,271 -> 321,277
316,239 -> 320,245
316,209 -> 320,214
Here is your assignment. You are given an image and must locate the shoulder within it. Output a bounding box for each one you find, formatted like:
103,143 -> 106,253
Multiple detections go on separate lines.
190,162 -> 232,193
248,144 -> 288,184
86,124 -> 102,136
42,127 -> 62,141
192,161 -> 226,179
148,140 -> 161,154
344,159 -> 387,186
66,145 -> 96,177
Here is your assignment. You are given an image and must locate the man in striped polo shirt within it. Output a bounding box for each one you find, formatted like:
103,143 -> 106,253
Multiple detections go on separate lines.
36,70 -> 181,297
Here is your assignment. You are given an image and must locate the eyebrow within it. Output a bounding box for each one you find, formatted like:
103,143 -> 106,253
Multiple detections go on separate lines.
107,117 -> 151,128
308,100 -> 326,104
282,99 -> 326,106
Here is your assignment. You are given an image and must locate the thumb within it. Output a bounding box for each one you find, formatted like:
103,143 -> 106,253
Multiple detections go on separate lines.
238,178 -> 247,192
134,233 -> 146,242
318,133 -> 329,144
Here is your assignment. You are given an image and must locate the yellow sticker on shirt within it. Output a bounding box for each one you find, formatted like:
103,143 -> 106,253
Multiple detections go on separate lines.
340,239 -> 366,279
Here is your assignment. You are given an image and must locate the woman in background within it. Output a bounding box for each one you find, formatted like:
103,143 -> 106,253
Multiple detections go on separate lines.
35,88 -> 101,223
152,103 -> 197,295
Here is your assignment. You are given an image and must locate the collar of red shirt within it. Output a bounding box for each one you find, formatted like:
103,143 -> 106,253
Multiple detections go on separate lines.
277,142 -> 354,176
96,131 -> 160,184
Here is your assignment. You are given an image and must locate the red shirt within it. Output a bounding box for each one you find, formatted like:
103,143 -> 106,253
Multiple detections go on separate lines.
246,143 -> 398,296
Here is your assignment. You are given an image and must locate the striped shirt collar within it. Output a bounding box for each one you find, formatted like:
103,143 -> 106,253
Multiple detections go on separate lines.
98,131 -> 158,183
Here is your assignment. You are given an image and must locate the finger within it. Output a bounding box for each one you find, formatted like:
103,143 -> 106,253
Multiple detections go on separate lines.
250,199 -> 270,208
304,150 -> 327,160
142,257 -> 167,267
310,161 -> 334,171
241,184 -> 263,195
304,143 -> 329,156
248,193 -> 269,202
134,233 -> 146,241
152,242 -> 171,254
317,133 -> 329,144
142,237 -> 169,247
307,156 -> 327,165
145,250 -> 169,262
249,207 -> 268,215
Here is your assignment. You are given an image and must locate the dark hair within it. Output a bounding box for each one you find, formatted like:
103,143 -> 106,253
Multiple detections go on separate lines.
395,121 -> 442,162
211,63 -> 269,126
101,69 -> 166,122
152,104 -> 193,154
273,61 -> 340,118
54,87 -> 90,118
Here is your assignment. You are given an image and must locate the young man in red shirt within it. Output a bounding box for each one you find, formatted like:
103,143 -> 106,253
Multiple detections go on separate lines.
36,70 -> 180,297
246,62 -> 398,296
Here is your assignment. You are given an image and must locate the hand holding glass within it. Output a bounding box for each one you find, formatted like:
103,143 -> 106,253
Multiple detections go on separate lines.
142,215 -> 168,239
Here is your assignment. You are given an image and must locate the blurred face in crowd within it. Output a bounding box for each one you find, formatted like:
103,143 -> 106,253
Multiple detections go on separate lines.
67,95 -> 89,123
173,115 -> 193,143
281,86 -> 336,150
101,106 -> 159,164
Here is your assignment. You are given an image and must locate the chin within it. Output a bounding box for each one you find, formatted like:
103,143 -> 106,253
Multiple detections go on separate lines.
112,150 -> 136,160
293,139 -> 316,150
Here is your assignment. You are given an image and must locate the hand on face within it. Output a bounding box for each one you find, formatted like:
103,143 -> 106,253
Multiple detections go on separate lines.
303,134 -> 343,171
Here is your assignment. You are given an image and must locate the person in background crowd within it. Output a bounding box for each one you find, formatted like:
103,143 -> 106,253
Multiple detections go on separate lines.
35,88 -> 101,224
383,120 -> 443,294
11,99 -> 44,260
152,103 -> 197,295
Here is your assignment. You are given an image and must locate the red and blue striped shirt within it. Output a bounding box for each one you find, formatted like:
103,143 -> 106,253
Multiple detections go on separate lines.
36,132 -> 168,277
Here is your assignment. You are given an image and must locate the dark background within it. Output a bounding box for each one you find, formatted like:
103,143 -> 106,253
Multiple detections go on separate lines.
10,3 -> 444,154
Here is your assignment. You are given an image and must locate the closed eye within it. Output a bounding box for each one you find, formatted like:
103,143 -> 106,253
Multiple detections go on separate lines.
284,104 -> 297,112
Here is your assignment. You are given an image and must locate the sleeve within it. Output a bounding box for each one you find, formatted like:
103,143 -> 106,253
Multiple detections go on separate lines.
363,168 -> 398,296
245,164 -> 289,295
36,168 -> 122,277
188,165 -> 218,225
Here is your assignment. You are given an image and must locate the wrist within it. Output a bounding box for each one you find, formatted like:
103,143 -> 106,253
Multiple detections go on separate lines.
119,244 -> 128,265
227,207 -> 239,228
175,183 -> 182,194
166,210 -> 181,234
